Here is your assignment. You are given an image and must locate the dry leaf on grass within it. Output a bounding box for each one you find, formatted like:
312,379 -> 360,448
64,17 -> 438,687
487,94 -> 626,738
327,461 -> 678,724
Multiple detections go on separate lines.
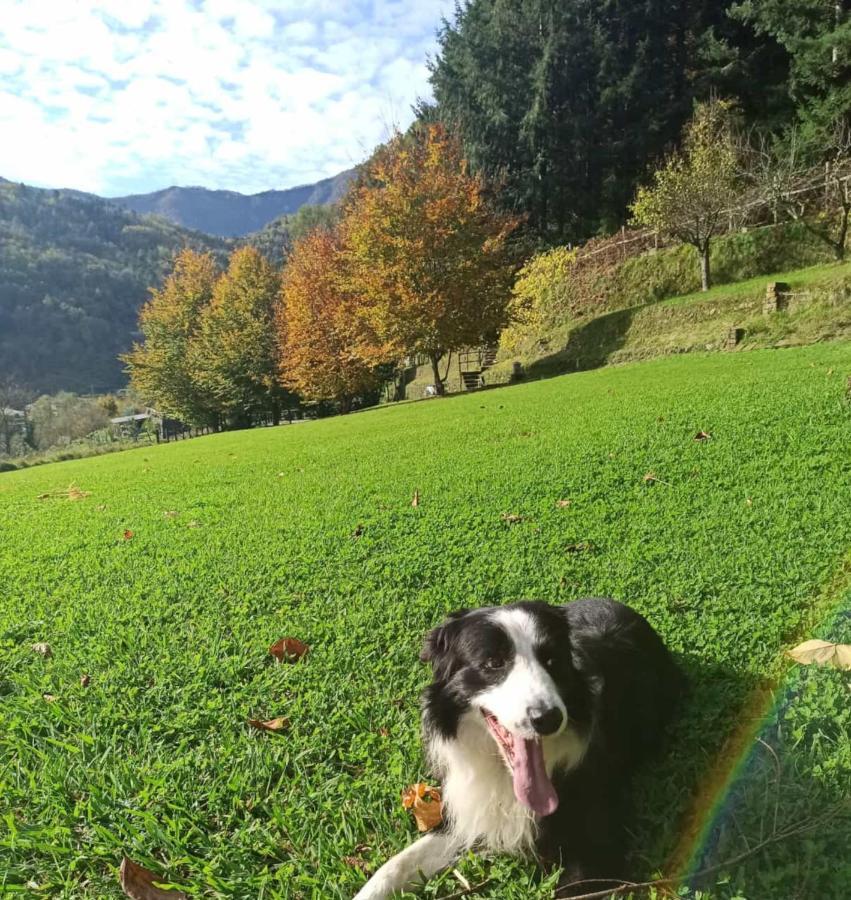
501,513 -> 523,524
556,499 -> 571,508
411,490 -> 420,508
694,430 -> 712,442
247,716 -> 290,732
38,483 -> 91,501
119,857 -> 187,900
80,673 -> 91,687
565,541 -> 597,554
787,639 -> 851,671
32,642 -> 52,657
401,783 -> 443,832
122,530 -> 134,541
343,855 -> 369,873
268,637 -> 309,663
42,693 -> 57,702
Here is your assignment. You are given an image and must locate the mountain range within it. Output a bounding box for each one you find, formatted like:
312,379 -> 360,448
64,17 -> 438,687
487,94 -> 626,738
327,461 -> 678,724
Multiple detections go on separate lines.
0,169 -> 350,395
111,169 -> 353,236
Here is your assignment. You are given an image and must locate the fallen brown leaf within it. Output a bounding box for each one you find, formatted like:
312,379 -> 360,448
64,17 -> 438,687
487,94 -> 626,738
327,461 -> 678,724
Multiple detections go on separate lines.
378,727 -> 390,737
501,513 -> 523,524
119,857 -> 187,900
411,490 -> 420,508
269,637 -> 309,663
556,499 -> 571,508
122,530 -> 134,541
247,716 -> 290,732
694,430 -> 712,442
787,639 -> 851,671
32,642 -> 52,657
402,783 -> 443,832
80,673 -> 91,687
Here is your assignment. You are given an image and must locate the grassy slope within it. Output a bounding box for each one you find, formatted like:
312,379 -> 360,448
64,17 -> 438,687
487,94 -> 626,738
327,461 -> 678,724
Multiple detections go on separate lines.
402,261 -> 851,399
1,345 -> 850,898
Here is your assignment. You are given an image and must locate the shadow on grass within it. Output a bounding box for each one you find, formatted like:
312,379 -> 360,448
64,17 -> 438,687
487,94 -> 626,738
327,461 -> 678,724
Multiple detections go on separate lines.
524,306 -> 638,380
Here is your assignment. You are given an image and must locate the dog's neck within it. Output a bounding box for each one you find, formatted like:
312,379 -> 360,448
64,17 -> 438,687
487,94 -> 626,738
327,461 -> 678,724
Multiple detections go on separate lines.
425,711 -> 587,856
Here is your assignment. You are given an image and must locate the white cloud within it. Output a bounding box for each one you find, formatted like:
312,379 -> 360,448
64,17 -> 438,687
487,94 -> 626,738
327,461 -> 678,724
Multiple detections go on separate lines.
0,0 -> 453,195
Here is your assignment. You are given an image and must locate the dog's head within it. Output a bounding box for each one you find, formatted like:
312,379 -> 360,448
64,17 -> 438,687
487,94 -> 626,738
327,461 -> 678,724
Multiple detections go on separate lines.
421,601 -> 585,816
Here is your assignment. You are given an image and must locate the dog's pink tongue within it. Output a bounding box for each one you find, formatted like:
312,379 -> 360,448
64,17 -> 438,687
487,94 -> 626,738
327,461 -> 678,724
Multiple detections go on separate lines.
512,737 -> 558,816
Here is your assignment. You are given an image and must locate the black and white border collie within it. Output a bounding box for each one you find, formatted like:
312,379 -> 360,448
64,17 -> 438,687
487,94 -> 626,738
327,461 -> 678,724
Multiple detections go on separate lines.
354,598 -> 684,899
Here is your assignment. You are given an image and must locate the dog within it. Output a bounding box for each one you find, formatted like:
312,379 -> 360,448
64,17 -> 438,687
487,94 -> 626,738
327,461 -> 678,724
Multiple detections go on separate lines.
354,598 -> 684,899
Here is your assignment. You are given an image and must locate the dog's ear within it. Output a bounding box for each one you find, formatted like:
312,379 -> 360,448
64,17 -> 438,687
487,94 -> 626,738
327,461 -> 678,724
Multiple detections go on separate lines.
420,608 -> 470,663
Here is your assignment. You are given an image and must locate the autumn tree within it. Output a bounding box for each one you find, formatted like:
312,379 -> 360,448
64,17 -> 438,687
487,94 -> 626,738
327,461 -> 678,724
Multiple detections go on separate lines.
123,249 -> 220,424
341,123 -> 521,393
631,101 -> 741,291
277,229 -> 377,412
189,247 -> 288,426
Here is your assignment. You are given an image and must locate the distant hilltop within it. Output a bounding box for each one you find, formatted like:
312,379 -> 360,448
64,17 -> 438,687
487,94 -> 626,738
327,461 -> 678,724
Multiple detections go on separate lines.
109,168 -> 354,237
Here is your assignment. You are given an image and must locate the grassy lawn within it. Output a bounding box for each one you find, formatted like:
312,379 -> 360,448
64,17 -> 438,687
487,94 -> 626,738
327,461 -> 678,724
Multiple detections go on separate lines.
659,258 -> 851,309
1,344 -> 850,898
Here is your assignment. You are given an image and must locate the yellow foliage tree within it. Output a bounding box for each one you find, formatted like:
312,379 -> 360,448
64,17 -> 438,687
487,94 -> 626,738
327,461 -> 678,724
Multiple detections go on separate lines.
631,100 -> 739,291
122,249 -> 219,424
189,247 -> 286,426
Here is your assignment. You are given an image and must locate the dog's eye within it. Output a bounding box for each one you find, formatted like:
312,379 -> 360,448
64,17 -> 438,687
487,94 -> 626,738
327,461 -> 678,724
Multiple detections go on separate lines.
484,657 -> 505,670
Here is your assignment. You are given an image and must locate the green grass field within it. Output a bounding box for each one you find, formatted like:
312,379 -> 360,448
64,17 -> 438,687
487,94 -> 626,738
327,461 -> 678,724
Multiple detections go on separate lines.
2,344 -> 850,898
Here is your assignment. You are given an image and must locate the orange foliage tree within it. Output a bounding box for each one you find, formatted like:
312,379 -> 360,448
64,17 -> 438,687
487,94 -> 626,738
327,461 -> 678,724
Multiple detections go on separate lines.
341,123 -> 522,393
277,229 -> 377,412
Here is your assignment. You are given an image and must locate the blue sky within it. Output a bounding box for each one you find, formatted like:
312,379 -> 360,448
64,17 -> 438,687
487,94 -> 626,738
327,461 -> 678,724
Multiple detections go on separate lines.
0,0 -> 454,196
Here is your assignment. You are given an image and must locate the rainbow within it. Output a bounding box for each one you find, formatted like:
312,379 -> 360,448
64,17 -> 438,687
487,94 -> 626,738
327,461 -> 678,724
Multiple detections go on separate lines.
668,560 -> 851,887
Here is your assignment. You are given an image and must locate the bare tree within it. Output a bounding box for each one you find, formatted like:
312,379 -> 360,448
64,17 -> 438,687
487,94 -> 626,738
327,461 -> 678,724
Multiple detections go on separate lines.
742,118 -> 851,261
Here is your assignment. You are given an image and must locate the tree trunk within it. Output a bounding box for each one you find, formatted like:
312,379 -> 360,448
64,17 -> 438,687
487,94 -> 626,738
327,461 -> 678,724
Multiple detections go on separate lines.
271,398 -> 281,426
699,243 -> 711,292
835,204 -> 849,261
429,353 -> 445,395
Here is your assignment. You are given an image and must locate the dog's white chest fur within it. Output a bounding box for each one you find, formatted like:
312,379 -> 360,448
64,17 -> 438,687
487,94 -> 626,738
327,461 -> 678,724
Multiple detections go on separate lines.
428,712 -> 587,855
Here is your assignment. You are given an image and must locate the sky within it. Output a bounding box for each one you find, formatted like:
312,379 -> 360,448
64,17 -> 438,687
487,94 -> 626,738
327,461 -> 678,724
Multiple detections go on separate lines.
0,0 -> 454,197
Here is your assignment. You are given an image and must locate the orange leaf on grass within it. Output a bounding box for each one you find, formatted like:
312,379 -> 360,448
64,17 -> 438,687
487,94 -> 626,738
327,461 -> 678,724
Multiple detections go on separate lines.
119,857 -> 187,900
268,637 -> 309,663
123,530 -> 134,541
401,782 -> 443,832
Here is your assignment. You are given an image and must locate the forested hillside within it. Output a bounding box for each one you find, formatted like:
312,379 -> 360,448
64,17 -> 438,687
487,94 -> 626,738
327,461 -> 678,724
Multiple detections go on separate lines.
0,181 -> 229,394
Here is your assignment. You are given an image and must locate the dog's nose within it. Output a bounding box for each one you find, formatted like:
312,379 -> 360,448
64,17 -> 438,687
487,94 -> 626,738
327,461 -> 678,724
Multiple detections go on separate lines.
529,706 -> 564,736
